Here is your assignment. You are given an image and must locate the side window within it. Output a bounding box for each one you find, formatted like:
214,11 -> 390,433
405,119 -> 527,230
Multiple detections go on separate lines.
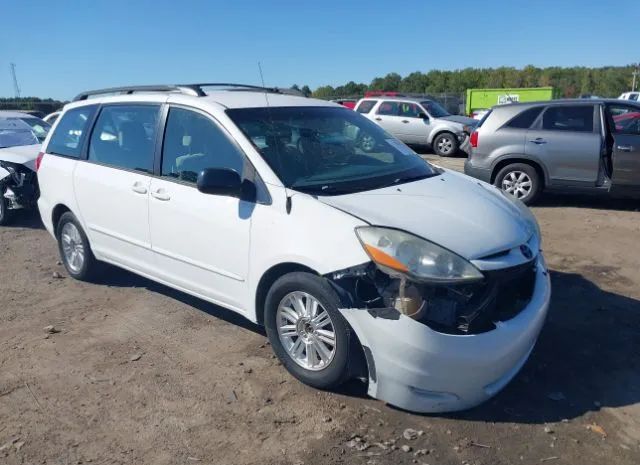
46,106 -> 97,158
88,105 -> 159,173
355,100 -> 376,114
398,102 -> 421,118
542,106 -> 594,132
376,101 -> 399,116
161,107 -> 245,184
608,105 -> 640,136
505,107 -> 543,129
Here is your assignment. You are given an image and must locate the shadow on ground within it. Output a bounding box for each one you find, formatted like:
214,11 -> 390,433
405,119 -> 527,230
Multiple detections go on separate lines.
536,192 -> 640,212
3,210 -> 44,229
87,261 -> 640,425
94,265 -> 265,336
447,269 -> 640,424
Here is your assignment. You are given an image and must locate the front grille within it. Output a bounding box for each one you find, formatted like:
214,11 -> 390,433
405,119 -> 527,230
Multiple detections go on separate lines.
417,260 -> 537,334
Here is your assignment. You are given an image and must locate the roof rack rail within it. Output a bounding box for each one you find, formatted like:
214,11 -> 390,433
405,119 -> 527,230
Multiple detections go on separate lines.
73,83 -> 303,101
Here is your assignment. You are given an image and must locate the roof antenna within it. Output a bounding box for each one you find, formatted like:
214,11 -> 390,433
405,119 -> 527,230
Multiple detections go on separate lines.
258,61 -> 292,214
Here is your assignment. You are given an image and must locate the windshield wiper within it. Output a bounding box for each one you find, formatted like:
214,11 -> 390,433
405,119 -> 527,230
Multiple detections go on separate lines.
377,173 -> 435,189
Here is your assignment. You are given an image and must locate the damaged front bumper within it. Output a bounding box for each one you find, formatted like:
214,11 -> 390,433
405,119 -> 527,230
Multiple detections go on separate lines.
0,162 -> 39,210
330,254 -> 551,413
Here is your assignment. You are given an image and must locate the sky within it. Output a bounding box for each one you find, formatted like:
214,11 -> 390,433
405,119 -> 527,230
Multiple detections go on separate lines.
1,0 -> 638,100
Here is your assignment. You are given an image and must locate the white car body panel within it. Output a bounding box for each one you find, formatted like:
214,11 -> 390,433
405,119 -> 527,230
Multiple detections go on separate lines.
319,169 -> 534,260
37,89 -> 550,413
0,144 -> 40,171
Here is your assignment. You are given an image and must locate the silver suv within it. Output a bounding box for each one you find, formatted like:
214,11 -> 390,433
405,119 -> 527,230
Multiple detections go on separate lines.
464,99 -> 640,204
355,97 -> 476,156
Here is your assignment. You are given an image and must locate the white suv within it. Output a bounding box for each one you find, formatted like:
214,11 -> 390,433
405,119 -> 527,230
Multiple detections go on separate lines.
37,83 -> 550,413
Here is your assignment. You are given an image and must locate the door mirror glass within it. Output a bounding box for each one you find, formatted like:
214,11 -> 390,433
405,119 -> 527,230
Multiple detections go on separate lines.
197,168 -> 242,197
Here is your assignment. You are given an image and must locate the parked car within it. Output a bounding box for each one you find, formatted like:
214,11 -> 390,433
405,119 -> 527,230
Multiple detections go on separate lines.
37,83 -> 549,413
0,111 -> 50,225
464,99 -> 640,204
618,91 -> 639,102
355,97 -> 476,156
43,111 -> 61,125
330,98 -> 357,110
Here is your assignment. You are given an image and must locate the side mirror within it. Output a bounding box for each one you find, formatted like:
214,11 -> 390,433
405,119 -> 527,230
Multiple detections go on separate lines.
197,168 -> 242,197
418,112 -> 429,121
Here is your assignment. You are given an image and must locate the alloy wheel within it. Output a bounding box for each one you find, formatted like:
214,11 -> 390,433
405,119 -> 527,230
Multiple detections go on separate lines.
360,134 -> 375,152
502,171 -> 532,200
276,291 -> 336,371
437,136 -> 454,154
60,222 -> 85,273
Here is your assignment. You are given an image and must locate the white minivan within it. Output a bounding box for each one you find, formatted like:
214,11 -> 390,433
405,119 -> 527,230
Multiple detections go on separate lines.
37,84 -> 550,413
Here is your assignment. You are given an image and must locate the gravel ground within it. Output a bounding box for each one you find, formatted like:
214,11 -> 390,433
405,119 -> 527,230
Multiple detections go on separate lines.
1,154 -> 639,464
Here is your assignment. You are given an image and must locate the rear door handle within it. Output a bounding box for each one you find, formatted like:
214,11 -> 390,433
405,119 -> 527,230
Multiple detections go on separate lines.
401,120 -> 410,124
529,138 -> 547,145
131,182 -> 147,194
375,117 -> 382,121
617,145 -> 633,152
151,189 -> 171,201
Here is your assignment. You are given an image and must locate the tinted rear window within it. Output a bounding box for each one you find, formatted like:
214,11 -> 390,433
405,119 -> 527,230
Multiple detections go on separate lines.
355,100 -> 376,114
47,106 -> 97,158
542,105 -> 594,132
506,107 -> 543,129
476,109 -> 493,128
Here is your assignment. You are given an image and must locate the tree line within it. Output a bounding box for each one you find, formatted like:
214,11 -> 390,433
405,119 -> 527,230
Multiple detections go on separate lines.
304,65 -> 637,100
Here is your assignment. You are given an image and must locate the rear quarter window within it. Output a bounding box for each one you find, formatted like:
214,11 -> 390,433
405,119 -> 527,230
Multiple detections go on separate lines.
355,100 -> 377,114
46,106 -> 98,158
505,107 -> 543,129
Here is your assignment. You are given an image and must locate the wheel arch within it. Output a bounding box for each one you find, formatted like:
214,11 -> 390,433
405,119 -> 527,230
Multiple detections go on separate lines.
490,156 -> 548,188
51,203 -> 72,236
254,262 -> 319,326
428,128 -> 458,146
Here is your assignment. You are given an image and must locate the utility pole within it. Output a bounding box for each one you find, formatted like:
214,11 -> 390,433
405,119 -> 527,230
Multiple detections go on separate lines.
9,63 -> 21,98
633,64 -> 639,92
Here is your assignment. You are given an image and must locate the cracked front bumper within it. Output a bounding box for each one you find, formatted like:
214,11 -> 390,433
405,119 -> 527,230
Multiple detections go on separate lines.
339,256 -> 551,413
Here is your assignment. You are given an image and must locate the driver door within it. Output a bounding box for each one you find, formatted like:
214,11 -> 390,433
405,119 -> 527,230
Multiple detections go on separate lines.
606,103 -> 640,191
148,105 -> 252,312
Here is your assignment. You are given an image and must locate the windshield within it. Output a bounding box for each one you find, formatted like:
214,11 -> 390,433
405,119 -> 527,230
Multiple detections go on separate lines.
0,118 -> 48,148
226,106 -> 436,195
16,117 -> 51,142
421,100 -> 450,118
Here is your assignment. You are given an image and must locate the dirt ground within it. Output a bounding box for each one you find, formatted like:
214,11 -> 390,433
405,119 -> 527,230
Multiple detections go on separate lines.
1,156 -> 639,465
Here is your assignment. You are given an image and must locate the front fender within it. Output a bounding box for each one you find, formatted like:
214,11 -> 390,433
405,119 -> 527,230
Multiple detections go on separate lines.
427,122 -> 464,145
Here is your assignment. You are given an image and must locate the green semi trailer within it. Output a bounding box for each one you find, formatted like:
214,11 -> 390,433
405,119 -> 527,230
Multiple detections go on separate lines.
465,87 -> 558,117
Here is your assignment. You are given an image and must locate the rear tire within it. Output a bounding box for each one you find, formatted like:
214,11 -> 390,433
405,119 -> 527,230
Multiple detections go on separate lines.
56,212 -> 100,281
494,163 -> 541,205
264,272 -> 355,390
432,132 -> 459,157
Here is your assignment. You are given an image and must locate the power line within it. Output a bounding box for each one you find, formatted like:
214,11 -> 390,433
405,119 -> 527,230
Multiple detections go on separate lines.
9,63 -> 21,98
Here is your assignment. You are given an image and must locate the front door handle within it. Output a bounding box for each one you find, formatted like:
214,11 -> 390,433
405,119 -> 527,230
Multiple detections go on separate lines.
401,120 -> 410,124
375,117 -> 382,121
151,189 -> 171,201
131,182 -> 147,194
529,138 -> 547,145
617,145 -> 633,152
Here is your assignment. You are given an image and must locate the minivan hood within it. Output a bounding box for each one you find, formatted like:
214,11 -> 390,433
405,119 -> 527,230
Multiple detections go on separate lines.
441,115 -> 477,126
0,144 -> 40,170
317,170 -> 534,260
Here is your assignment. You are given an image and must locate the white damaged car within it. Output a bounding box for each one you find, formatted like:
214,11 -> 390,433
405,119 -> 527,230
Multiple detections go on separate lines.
0,111 -> 50,225
37,84 -> 550,413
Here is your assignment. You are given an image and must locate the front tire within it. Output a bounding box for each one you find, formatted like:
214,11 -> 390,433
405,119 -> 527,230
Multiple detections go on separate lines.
56,212 -> 100,281
264,272 -> 354,390
494,163 -> 541,205
433,132 -> 459,157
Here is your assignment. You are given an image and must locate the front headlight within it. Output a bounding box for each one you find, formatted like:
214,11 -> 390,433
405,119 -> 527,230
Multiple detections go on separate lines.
355,227 -> 484,283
